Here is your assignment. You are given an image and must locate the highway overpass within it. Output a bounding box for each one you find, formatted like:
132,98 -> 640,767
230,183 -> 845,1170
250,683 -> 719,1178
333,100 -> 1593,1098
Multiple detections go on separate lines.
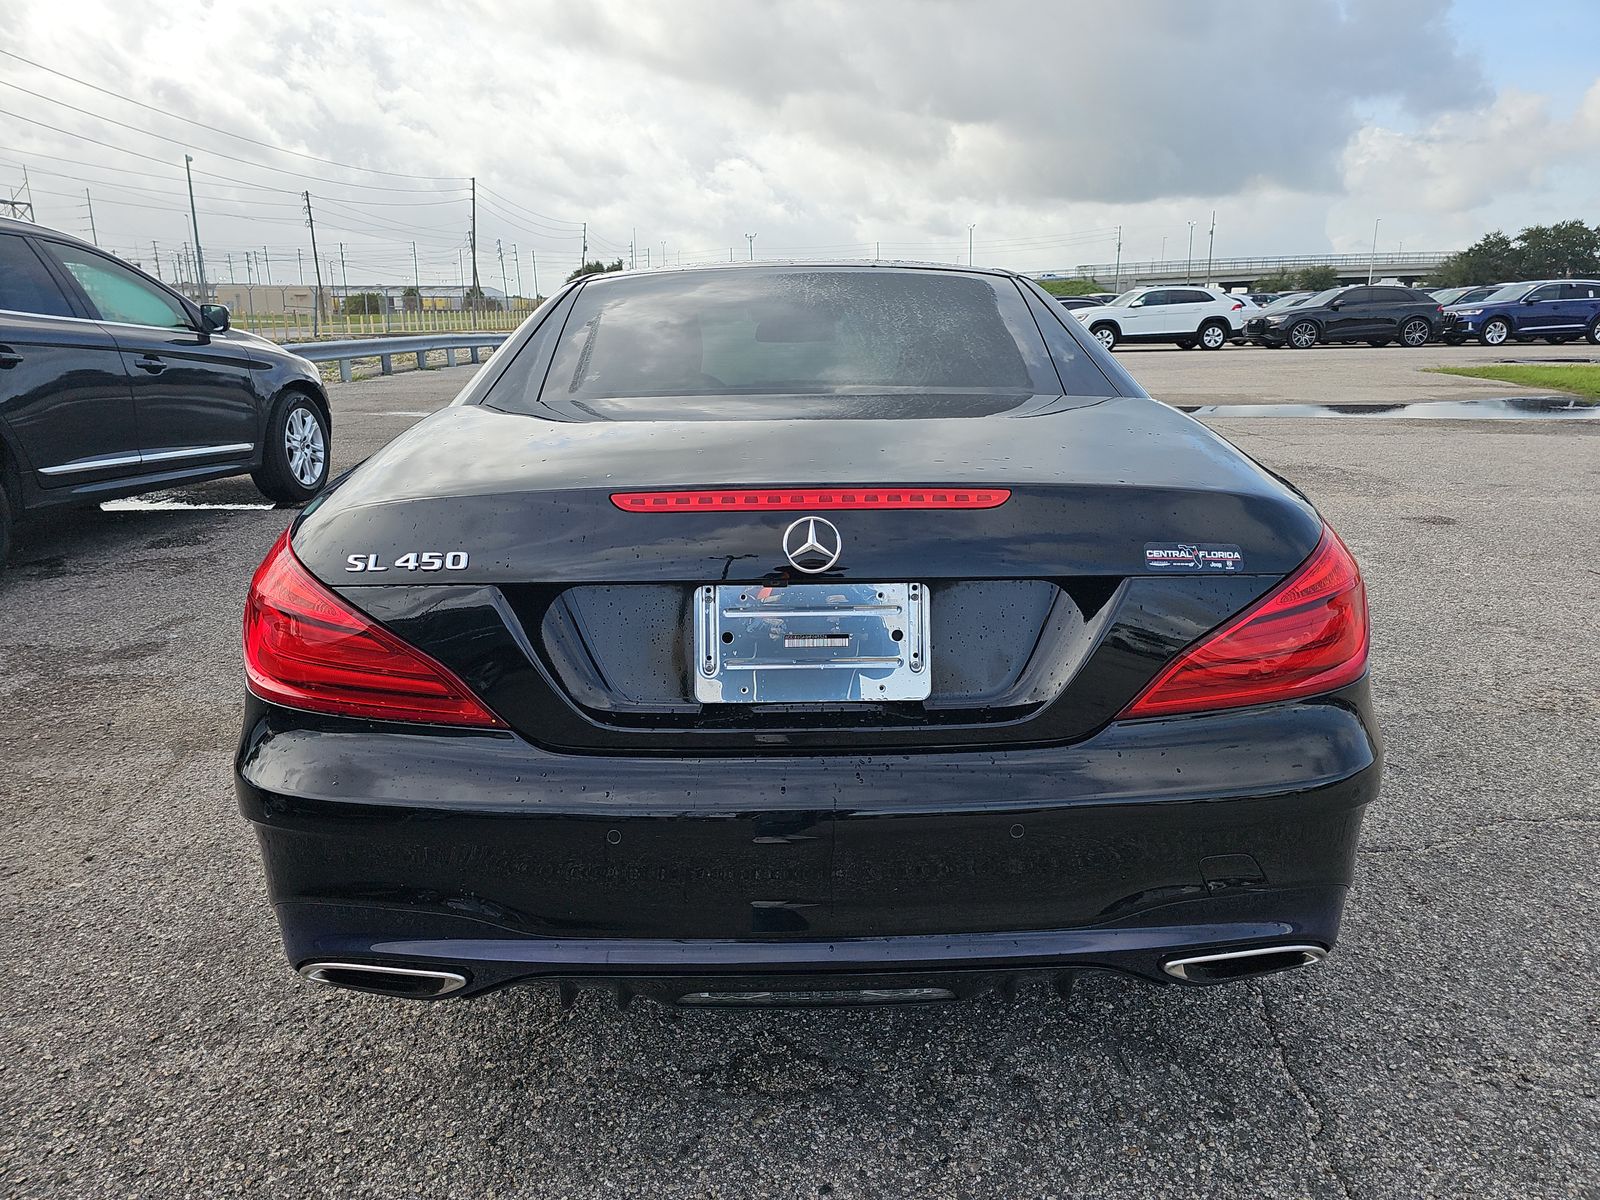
1036,251 -> 1454,291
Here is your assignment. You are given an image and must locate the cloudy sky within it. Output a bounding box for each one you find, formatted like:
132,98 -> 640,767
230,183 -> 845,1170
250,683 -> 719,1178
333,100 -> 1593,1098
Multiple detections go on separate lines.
3,0 -> 1597,291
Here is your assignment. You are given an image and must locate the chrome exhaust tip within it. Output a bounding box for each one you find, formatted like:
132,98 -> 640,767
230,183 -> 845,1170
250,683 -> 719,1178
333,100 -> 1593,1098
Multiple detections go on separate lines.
1162,944 -> 1327,984
298,961 -> 468,999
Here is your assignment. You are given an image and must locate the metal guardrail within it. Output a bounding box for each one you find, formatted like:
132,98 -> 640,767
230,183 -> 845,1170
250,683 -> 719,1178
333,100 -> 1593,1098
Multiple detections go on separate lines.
281,332 -> 511,383
1054,251 -> 1454,284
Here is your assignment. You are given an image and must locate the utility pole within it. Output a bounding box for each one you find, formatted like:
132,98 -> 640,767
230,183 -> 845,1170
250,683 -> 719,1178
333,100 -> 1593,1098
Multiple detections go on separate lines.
968,224 -> 975,266
530,251 -> 539,300
1205,210 -> 1216,286
303,191 -> 325,336
183,154 -> 209,302
630,227 -> 636,270
337,242 -> 349,319
581,222 -> 588,266
1113,225 -> 1123,292
226,252 -> 234,283
512,243 -> 522,309
411,240 -> 421,305
262,246 -> 272,286
2,166 -> 35,221
1368,218 -> 1381,284
297,247 -> 304,285
83,189 -> 97,245
745,232 -> 756,260
468,177 -> 480,309
1185,220 -> 1197,284
876,241 -> 880,259
496,238 -> 509,315
152,240 -> 162,282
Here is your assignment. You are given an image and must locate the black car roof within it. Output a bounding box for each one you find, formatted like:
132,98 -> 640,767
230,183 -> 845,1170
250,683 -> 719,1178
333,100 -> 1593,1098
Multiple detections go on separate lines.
0,216 -> 99,252
576,259 -> 1030,288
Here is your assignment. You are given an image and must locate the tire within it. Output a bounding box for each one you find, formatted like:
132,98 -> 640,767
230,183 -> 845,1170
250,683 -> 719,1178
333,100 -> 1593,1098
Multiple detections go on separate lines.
1288,320 -> 1319,349
1480,317 -> 1511,347
1090,323 -> 1119,351
1197,320 -> 1229,350
1400,318 -> 1432,347
1587,315 -> 1600,346
252,391 -> 330,504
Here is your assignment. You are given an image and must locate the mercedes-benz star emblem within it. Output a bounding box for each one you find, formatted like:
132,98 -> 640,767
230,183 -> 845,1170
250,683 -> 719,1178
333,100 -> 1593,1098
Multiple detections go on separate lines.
782,516 -> 842,574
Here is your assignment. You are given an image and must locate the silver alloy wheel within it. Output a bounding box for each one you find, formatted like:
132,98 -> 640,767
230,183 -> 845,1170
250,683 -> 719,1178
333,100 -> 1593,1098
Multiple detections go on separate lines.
1290,322 -> 1317,349
1483,319 -> 1509,346
1402,319 -> 1430,347
1200,323 -> 1226,349
1093,326 -> 1116,350
285,406 -> 326,488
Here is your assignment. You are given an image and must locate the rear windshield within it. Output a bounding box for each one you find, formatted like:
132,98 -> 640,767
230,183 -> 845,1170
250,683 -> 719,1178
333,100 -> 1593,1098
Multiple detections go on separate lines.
1481,282 -> 1534,304
1261,293 -> 1310,312
499,268 -> 1064,414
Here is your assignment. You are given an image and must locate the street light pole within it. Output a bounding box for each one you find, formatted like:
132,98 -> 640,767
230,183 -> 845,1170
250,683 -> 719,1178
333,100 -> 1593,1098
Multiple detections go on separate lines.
745,233 -> 756,260
183,154 -> 209,302
968,224 -> 975,266
1186,221 -> 1197,284
1113,225 -> 1122,292
1205,210 -> 1216,286
1368,218 -> 1382,284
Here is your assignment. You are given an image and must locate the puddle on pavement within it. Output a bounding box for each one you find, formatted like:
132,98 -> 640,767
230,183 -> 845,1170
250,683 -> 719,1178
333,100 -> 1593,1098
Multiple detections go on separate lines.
101,498 -> 277,512
1180,397 -> 1599,420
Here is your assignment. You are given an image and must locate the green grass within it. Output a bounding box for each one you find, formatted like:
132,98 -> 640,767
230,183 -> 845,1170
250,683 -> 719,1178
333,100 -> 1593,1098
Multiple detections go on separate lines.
1427,364 -> 1600,399
1035,277 -> 1105,297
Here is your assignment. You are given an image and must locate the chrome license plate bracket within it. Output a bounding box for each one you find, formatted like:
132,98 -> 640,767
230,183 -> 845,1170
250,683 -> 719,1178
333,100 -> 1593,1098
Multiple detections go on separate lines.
693,582 -> 930,704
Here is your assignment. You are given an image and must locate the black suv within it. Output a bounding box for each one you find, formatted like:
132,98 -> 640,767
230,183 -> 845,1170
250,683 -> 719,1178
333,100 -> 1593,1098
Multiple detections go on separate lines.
1244,284 -> 1442,349
0,218 -> 331,563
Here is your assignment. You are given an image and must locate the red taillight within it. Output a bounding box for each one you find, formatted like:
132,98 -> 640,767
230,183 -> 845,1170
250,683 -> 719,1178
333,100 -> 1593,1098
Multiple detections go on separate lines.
1119,525 -> 1369,719
610,488 -> 1011,512
243,531 -> 504,728
1231,302 -> 1244,310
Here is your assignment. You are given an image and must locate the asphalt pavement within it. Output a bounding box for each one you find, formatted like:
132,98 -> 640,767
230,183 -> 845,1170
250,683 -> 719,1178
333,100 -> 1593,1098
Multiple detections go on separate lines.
1,360 -> 1597,1199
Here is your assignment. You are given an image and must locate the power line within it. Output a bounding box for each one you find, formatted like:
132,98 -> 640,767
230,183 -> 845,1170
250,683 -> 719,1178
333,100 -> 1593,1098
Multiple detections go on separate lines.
0,103 -> 469,195
0,49 -> 470,182
474,184 -> 584,230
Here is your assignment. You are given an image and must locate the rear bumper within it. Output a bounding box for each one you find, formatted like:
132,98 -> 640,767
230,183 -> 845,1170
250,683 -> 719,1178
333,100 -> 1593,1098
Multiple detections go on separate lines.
237,683 -> 1380,1001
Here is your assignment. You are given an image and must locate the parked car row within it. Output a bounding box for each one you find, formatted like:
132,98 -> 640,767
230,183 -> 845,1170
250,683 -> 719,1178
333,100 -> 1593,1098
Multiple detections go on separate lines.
1052,278 -> 1600,349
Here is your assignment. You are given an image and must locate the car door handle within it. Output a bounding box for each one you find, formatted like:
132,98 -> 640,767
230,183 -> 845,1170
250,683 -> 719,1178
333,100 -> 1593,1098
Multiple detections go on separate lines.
134,354 -> 167,374
0,346 -> 21,369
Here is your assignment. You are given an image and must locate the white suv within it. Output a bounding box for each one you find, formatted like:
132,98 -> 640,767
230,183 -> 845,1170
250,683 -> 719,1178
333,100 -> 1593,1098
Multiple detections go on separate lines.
1071,286 -> 1254,350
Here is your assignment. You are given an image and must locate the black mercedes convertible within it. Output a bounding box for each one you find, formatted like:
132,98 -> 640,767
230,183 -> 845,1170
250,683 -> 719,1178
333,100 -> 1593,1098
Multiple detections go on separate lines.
236,263 -> 1379,1006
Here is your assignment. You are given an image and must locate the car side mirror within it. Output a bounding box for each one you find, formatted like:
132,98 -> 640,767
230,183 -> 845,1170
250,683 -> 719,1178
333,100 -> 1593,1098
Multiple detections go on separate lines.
1328,300 -> 1342,310
200,303 -> 231,332
1128,297 -> 1145,307
1521,296 -> 1539,304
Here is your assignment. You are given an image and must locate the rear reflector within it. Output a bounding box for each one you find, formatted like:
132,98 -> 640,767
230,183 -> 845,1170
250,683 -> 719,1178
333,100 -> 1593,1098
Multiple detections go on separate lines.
611,488 -> 1010,512
243,531 -> 504,728
1119,525 -> 1368,719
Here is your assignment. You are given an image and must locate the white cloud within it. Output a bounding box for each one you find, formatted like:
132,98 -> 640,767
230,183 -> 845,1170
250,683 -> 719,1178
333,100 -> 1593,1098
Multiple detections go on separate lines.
0,0 -> 1593,282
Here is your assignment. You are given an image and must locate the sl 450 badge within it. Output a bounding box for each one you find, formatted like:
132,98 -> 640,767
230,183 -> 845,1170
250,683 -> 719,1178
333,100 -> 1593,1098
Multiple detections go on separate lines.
345,551 -> 469,573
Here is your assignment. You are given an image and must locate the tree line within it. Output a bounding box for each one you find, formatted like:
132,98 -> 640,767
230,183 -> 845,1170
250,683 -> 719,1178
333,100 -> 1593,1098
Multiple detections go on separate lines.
1431,220 -> 1600,286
